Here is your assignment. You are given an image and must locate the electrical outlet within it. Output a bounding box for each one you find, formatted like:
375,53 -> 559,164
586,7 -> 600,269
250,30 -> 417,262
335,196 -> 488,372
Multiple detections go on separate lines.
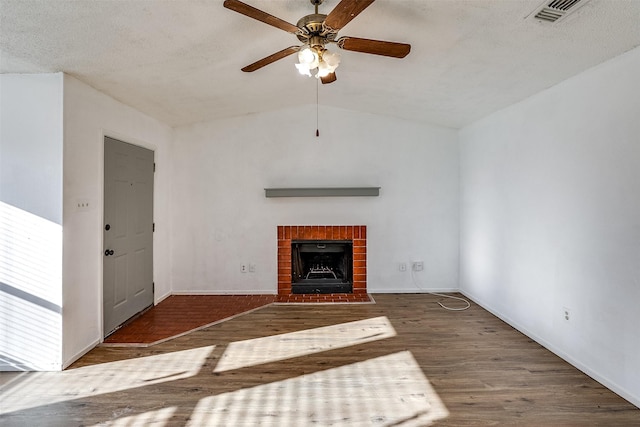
563,307 -> 571,322
249,263 -> 256,273
241,264 -> 247,273
399,262 -> 407,272
412,261 -> 424,271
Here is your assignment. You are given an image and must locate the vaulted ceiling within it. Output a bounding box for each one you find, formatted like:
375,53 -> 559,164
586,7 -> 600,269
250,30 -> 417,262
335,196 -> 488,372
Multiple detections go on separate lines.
2,0 -> 640,129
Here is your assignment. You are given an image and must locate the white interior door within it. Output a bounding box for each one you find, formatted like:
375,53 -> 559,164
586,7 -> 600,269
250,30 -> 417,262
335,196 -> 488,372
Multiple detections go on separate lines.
103,137 -> 154,337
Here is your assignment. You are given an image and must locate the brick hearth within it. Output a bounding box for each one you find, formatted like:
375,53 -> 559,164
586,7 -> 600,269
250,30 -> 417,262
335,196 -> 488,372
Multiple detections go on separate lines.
277,226 -> 367,300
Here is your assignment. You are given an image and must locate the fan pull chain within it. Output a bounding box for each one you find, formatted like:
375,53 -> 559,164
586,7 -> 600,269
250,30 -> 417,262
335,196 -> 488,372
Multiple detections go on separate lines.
316,78 -> 320,137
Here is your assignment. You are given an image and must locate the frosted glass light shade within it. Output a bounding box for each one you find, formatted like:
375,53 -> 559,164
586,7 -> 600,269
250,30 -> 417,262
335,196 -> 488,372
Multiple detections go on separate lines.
298,47 -> 319,69
295,46 -> 340,78
295,63 -> 312,76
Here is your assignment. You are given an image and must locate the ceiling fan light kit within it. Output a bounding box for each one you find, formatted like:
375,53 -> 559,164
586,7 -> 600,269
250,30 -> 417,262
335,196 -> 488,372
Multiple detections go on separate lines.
296,46 -> 340,78
223,0 -> 411,84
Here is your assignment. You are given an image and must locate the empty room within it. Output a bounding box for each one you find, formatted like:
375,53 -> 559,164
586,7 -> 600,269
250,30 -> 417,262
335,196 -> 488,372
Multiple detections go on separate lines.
1,0 -> 639,425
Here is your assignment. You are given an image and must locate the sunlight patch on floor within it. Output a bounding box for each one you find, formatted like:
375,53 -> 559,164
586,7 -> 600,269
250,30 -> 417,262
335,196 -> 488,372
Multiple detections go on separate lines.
193,351 -> 449,426
0,345 -> 214,414
214,316 -> 396,372
88,406 -> 177,427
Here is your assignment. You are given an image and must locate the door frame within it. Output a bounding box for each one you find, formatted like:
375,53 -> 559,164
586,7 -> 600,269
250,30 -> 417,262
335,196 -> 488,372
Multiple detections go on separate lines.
100,131 -> 156,340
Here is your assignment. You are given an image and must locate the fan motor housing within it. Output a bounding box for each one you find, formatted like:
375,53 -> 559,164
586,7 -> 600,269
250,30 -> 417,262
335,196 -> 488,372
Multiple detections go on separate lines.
296,14 -> 337,42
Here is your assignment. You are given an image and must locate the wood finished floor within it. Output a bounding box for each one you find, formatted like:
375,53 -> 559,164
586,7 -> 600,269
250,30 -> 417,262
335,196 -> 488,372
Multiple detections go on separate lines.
1,294 -> 638,426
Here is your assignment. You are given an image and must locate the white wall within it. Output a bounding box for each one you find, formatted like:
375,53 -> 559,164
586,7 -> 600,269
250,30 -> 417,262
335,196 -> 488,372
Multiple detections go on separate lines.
171,105 -> 459,294
0,74 -> 63,370
460,46 -> 640,407
1,74 -> 63,223
62,75 -> 173,367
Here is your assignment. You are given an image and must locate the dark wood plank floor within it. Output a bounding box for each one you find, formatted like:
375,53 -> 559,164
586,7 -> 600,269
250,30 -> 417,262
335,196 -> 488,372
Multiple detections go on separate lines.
1,294 -> 638,426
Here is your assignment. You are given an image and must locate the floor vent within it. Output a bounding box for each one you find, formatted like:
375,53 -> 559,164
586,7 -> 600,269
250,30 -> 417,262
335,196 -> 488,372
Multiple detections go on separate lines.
531,0 -> 589,23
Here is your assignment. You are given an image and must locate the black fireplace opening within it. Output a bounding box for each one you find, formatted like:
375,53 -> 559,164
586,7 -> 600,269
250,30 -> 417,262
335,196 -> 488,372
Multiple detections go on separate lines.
291,240 -> 353,294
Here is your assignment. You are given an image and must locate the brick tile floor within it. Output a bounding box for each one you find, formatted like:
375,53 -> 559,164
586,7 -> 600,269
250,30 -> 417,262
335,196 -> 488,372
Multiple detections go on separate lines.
103,293 -> 374,345
103,295 -> 276,345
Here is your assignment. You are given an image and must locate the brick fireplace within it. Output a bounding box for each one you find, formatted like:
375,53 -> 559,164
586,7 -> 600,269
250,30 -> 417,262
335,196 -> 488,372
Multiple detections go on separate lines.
277,225 -> 367,297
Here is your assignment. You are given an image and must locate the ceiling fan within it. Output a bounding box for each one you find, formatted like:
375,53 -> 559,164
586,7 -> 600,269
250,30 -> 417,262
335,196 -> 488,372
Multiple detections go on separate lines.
223,0 -> 411,84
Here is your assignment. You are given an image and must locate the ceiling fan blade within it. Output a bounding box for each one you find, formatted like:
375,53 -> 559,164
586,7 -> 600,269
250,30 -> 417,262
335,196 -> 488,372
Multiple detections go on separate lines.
324,0 -> 375,31
320,72 -> 337,84
337,37 -> 411,58
223,0 -> 300,34
241,46 -> 300,72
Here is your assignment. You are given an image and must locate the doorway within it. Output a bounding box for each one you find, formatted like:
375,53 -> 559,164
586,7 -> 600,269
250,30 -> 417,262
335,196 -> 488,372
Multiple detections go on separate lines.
103,136 -> 154,337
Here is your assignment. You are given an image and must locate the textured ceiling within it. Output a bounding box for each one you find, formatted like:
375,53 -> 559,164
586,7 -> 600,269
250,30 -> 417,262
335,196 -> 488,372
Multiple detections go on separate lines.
2,0 -> 640,129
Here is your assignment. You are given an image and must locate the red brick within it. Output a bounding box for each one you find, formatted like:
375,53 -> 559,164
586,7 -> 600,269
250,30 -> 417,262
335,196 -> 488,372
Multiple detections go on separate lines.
353,246 -> 366,255
353,239 -> 365,247
335,226 -> 344,240
278,266 -> 291,275
279,246 -> 291,254
353,253 -> 366,261
278,255 -> 291,264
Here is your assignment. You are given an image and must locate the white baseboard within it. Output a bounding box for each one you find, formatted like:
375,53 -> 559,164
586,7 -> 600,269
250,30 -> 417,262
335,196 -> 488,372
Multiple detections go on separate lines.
370,287 -> 460,294
0,359 -> 62,371
171,288 -> 462,295
63,339 -> 100,370
0,360 -> 30,371
459,289 -> 640,409
154,291 -> 172,304
171,290 -> 277,295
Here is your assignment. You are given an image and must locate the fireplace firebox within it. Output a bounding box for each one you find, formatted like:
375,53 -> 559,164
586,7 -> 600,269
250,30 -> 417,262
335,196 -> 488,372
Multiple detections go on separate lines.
291,240 -> 353,294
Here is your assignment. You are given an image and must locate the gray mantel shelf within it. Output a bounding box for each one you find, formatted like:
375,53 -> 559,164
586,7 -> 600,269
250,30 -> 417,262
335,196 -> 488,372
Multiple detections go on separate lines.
265,187 -> 380,198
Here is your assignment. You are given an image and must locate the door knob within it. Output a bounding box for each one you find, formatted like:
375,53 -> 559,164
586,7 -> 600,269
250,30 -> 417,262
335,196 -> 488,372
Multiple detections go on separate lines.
104,249 -> 114,256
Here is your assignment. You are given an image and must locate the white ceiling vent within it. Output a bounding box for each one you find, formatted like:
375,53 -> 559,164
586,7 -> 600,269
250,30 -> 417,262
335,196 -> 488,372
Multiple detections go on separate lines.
530,0 -> 590,23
